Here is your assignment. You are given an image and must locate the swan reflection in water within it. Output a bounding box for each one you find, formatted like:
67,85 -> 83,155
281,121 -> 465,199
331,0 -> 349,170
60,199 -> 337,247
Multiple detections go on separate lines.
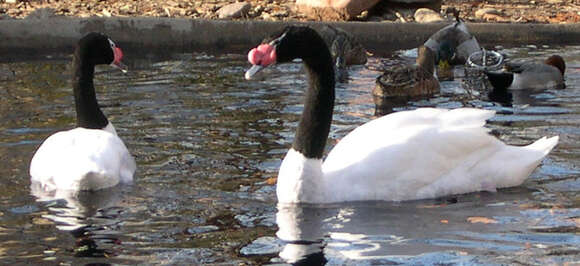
274,189 -> 557,265
276,204 -> 330,266
276,202 -> 434,265
276,201 -> 452,265
30,182 -> 127,257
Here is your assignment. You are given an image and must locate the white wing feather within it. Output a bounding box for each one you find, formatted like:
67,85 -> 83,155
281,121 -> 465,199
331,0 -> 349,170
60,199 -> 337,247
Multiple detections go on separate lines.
30,127 -> 135,191
318,108 -> 557,202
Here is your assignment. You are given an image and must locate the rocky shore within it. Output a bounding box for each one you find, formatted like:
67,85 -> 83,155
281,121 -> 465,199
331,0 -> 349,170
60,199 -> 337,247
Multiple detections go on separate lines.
0,0 -> 579,24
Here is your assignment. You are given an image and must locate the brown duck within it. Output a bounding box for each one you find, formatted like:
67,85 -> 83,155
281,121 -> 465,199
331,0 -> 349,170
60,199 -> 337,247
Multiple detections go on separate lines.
374,46 -> 439,99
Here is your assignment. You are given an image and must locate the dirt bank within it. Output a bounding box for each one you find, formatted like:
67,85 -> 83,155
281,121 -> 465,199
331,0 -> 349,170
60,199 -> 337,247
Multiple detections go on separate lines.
1,0 -> 579,24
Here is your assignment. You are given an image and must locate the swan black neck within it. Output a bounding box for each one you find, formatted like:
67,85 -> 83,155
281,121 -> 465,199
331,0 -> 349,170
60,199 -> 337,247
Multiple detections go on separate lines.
72,45 -> 109,130
283,28 -> 335,159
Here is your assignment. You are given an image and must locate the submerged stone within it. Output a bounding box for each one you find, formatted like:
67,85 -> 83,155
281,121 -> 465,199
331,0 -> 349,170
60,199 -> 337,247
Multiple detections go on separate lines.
240,236 -> 285,256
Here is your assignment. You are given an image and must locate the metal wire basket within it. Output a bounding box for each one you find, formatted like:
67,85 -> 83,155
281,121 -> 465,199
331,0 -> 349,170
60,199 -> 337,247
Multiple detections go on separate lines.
467,49 -> 504,70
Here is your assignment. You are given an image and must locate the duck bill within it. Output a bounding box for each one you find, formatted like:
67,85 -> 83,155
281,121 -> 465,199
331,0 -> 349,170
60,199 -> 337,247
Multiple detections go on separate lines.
245,64 -> 265,80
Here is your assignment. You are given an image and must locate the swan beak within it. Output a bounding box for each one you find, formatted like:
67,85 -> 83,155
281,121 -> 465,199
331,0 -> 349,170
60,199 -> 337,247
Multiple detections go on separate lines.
111,46 -> 128,73
245,64 -> 265,80
111,61 -> 128,73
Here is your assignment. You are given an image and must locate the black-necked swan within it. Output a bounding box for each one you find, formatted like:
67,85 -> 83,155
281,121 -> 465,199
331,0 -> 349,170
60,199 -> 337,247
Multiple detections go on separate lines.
29,32 -> 136,191
244,26 -> 559,204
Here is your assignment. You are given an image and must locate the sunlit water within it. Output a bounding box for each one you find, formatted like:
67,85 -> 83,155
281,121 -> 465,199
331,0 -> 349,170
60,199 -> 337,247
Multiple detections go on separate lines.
0,46 -> 579,265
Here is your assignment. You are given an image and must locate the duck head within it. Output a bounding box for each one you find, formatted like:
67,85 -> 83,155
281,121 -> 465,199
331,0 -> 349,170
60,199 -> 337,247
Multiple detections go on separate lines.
436,40 -> 454,69
545,55 -> 566,76
416,45 -> 437,75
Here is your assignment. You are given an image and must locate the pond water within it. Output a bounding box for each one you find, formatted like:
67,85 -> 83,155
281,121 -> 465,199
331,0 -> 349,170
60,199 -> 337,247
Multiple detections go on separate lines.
0,45 -> 579,265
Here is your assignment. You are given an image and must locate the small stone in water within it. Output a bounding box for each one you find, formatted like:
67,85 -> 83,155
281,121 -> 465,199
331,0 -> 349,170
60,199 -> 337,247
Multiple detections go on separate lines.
9,205 -> 39,214
185,225 -> 219,234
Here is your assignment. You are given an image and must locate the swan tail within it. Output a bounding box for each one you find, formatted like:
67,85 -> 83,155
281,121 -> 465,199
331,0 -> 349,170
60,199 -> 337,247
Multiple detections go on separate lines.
525,136 -> 559,156
492,136 -> 558,189
120,154 -> 137,184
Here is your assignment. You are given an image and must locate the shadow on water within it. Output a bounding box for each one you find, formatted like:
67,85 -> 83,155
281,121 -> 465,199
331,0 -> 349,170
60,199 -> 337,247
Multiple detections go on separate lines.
0,45 -> 579,264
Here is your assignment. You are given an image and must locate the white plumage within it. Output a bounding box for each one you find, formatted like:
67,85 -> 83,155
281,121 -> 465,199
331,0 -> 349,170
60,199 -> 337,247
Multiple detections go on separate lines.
30,123 -> 136,191
277,108 -> 558,203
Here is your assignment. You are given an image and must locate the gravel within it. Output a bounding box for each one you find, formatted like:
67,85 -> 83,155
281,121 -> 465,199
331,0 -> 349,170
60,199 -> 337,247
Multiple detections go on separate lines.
0,0 -> 578,23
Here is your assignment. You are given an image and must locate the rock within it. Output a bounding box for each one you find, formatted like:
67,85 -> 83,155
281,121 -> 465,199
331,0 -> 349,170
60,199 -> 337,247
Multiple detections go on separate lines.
235,212 -> 275,228
475,8 -> 502,19
296,0 -> 380,20
25,8 -> 58,20
474,8 -> 509,22
102,9 -> 112,17
261,12 -> 274,20
271,10 -> 289,18
414,8 -> 444,23
482,13 -> 510,22
217,2 -> 251,19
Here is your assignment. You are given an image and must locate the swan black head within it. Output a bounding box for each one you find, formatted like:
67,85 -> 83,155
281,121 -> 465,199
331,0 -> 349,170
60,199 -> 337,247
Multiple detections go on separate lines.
245,26 -> 333,80
73,32 -> 127,130
76,32 -> 127,72
266,26 -> 329,63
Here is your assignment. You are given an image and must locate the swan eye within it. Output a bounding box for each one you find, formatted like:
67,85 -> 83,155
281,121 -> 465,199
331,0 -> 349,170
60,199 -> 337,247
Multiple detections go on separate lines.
108,39 -> 116,49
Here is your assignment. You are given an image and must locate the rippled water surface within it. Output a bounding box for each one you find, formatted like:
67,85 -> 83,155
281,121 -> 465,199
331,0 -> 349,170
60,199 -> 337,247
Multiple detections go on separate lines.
0,46 -> 579,265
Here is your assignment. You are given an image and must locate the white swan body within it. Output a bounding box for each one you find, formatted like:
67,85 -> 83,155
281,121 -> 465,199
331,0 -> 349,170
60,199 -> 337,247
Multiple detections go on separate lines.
278,108 -> 558,203
30,123 -> 135,191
